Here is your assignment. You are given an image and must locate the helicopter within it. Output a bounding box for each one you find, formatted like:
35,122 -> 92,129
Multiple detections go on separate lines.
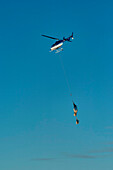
41,32 -> 74,53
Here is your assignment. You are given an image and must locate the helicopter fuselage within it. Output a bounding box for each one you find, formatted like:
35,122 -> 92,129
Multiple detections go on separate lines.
50,40 -> 63,51
42,32 -> 74,52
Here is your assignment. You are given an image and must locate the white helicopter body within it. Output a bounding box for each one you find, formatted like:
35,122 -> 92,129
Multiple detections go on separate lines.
42,33 -> 74,53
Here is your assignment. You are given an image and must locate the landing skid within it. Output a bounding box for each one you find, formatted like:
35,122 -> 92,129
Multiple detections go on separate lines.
55,48 -> 63,53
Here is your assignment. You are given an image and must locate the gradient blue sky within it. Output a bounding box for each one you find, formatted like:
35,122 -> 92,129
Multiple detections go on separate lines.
0,0 -> 113,170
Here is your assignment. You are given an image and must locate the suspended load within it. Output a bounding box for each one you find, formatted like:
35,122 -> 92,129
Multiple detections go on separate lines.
76,117 -> 79,125
73,102 -> 79,125
73,102 -> 78,116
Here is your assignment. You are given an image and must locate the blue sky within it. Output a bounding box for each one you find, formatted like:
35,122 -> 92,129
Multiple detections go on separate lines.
0,0 -> 113,169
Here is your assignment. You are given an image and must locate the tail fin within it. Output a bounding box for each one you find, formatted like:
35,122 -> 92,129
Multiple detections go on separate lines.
71,32 -> 74,39
64,32 -> 74,42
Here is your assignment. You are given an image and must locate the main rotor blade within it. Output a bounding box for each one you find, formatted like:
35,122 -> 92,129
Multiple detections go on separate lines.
41,34 -> 59,40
